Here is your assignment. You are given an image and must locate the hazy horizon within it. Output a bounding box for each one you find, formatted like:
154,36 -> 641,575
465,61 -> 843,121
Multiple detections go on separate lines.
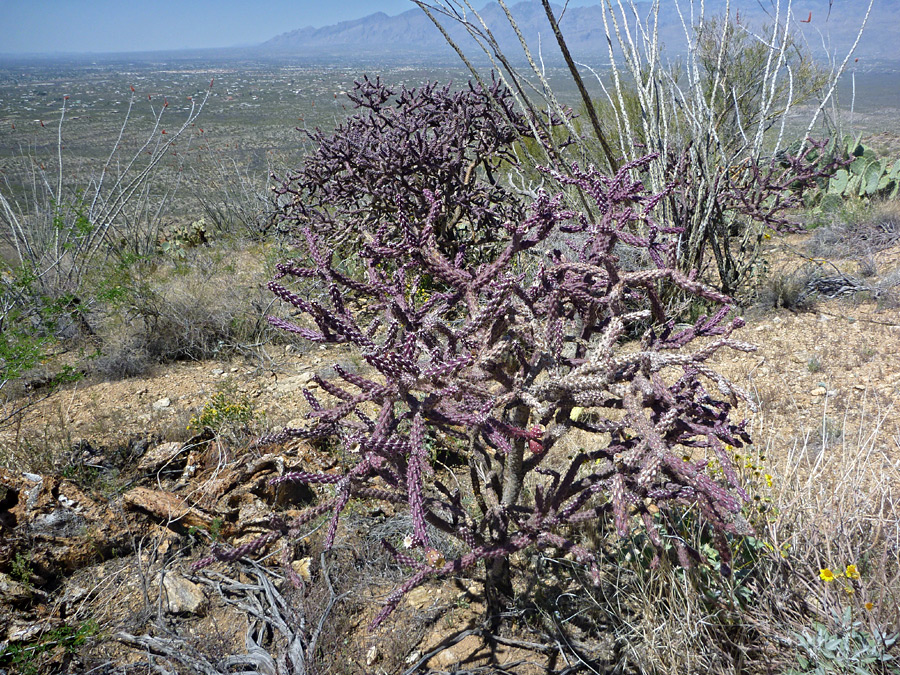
0,0 -> 606,56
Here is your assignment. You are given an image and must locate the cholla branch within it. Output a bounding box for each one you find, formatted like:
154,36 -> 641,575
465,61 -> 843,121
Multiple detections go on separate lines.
273,75 -> 566,264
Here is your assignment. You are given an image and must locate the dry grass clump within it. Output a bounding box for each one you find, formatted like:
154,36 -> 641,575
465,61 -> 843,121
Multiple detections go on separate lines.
756,263 -> 821,312
808,201 -> 900,263
757,401 -> 900,648
90,239 -> 285,380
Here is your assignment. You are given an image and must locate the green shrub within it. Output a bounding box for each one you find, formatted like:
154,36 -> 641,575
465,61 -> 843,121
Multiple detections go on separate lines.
785,607 -> 898,675
188,380 -> 258,434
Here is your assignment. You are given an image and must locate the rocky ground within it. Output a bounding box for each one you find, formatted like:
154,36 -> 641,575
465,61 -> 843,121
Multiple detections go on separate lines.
1,233 -> 899,674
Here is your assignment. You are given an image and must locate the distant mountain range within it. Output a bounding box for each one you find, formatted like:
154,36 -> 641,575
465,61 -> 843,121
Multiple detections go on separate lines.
259,1 -> 900,66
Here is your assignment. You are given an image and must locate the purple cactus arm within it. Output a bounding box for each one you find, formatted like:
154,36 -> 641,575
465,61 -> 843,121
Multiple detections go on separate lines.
407,413 -> 430,546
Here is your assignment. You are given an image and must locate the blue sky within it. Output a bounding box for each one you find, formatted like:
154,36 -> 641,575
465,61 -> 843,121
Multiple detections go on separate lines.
0,0 -> 601,54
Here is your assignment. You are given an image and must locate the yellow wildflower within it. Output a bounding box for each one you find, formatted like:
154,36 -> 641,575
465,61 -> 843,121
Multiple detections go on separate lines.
764,474 -> 773,487
865,602 -> 875,611
819,568 -> 835,582
845,564 -> 860,579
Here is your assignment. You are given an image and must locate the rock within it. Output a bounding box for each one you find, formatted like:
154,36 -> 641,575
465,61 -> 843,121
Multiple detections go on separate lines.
211,368 -> 225,376
365,645 -> 378,666
431,648 -> 459,669
274,373 -> 315,393
810,387 -> 827,396
123,487 -> 223,534
31,507 -> 88,537
0,469 -> 125,576
137,442 -> 185,473
428,635 -> 482,669
62,584 -> 89,604
7,620 -> 45,643
406,587 -> 437,610
160,573 -> 207,616
152,397 -> 171,410
291,557 -> 312,582
0,572 -> 35,605
455,580 -> 481,600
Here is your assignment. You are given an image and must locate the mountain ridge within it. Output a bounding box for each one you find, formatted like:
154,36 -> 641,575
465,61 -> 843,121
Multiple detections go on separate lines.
258,1 -> 900,65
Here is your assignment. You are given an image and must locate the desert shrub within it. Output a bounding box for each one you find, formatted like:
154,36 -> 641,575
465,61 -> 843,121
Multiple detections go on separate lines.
755,408 -> 900,675
273,75 -> 560,264
0,619 -> 99,675
0,82 -> 214,400
786,608 -> 898,675
0,272 -> 53,389
193,147 -> 281,241
89,241 -> 280,379
197,154 -> 758,629
692,15 -> 827,158
188,380 -> 259,436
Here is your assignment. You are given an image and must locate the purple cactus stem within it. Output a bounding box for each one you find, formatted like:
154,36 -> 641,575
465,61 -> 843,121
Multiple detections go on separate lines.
196,97 -> 764,626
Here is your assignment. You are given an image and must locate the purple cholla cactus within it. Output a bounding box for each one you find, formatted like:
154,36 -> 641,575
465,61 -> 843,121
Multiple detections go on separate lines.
198,153 -> 757,628
272,74 -> 564,262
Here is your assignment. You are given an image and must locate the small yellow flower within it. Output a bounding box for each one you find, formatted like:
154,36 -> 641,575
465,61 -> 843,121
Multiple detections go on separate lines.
865,602 -> 875,611
845,564 -> 860,579
844,586 -> 855,595
819,568 -> 835,582
764,474 -> 773,487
